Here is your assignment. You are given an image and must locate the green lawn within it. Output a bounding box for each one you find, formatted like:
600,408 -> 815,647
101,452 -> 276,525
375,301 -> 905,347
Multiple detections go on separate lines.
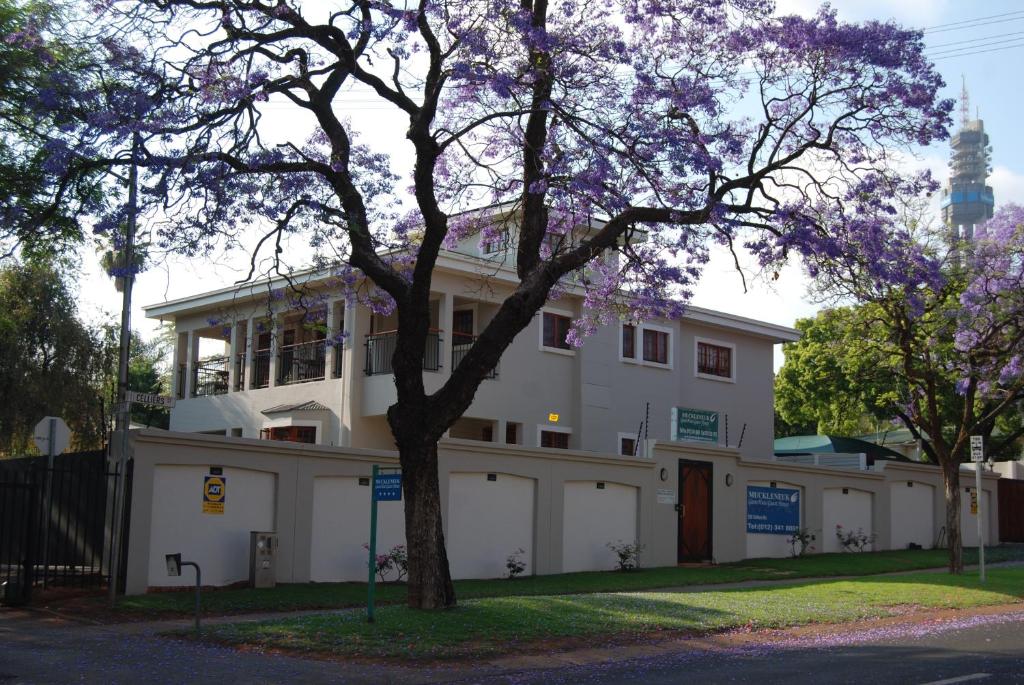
121,545 -> 1023,615
199,568 -> 1024,660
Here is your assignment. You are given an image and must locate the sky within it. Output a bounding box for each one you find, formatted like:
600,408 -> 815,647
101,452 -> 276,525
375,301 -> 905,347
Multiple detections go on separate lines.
71,0 -> 1024,367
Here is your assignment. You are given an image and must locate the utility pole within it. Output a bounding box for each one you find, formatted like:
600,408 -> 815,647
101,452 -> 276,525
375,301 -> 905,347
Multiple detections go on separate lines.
109,131 -> 141,606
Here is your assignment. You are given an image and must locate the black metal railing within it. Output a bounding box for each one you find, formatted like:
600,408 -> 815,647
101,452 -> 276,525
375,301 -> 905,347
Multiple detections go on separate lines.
176,364 -> 186,399
233,353 -> 245,391
0,451 -> 127,605
278,339 -> 327,385
333,343 -> 344,378
365,330 -> 441,375
192,356 -> 230,397
451,335 -> 498,379
253,349 -> 271,389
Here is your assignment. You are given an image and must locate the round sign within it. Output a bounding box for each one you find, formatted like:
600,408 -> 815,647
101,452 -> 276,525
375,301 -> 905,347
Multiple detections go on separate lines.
33,416 -> 71,456
204,476 -> 226,502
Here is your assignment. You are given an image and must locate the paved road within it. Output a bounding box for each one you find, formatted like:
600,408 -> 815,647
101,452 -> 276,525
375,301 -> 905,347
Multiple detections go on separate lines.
1,607 -> 1021,684
474,610 -> 1024,685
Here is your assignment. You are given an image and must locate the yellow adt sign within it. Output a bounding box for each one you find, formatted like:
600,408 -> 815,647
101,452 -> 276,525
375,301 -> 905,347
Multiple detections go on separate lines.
203,475 -> 226,514
548,413 -> 560,423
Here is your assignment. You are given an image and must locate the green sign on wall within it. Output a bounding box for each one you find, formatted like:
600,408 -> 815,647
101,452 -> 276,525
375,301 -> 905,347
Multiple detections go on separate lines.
671,407 -> 719,443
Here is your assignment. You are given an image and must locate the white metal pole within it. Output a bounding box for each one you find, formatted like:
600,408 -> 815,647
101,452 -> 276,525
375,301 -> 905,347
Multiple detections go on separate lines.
975,464 -> 985,583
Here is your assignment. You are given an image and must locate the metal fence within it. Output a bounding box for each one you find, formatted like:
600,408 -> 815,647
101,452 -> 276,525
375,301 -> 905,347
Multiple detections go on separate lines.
278,340 -> 327,385
365,331 -> 441,375
0,451 -> 130,605
192,356 -> 230,397
451,335 -> 499,379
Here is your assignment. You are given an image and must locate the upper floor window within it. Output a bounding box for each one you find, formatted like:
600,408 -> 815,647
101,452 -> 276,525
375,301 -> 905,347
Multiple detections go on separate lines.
620,435 -> 636,456
622,324 -> 636,359
621,322 -> 672,367
540,429 -> 570,449
480,235 -> 505,255
542,312 -> 572,350
697,340 -> 733,380
643,329 -> 669,364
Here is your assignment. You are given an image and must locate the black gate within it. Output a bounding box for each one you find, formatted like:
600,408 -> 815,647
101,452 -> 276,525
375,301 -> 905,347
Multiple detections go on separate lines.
0,450 -> 131,605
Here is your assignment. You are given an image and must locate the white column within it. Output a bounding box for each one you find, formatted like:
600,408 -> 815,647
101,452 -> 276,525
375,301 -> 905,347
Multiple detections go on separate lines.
497,419 -> 507,445
227,321 -> 240,392
244,316 -> 255,391
268,314 -> 279,388
440,291 -> 454,374
325,300 -> 338,379
184,330 -> 197,398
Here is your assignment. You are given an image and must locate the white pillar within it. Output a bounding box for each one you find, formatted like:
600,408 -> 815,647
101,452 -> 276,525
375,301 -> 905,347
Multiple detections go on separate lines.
325,300 -> 338,379
244,316 -> 255,391
227,321 -> 240,392
440,291 -> 454,374
268,314 -> 279,388
184,330 -> 197,398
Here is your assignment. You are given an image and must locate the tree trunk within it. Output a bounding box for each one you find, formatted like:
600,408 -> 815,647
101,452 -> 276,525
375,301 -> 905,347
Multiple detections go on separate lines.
398,439 -> 456,609
941,458 -> 963,574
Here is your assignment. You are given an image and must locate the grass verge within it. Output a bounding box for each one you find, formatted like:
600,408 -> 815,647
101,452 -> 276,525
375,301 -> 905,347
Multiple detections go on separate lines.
121,546 -> 1023,616
197,567 -> 1024,660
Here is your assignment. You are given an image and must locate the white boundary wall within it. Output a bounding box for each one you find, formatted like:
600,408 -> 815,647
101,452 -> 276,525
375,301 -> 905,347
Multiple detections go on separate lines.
122,430 -> 1003,594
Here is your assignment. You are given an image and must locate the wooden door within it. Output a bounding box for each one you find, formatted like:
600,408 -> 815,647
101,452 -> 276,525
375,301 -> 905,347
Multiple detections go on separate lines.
678,460 -> 713,562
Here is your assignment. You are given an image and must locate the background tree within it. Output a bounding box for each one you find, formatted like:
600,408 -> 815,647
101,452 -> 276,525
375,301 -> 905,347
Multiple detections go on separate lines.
98,326 -> 172,430
0,0 -> 107,259
776,306 -> 910,436
797,205 -> 1024,573
33,1 -> 951,608
0,259 -> 108,455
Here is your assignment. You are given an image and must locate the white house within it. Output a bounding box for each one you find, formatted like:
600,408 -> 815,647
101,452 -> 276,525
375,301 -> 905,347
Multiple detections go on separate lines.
144,224 -> 799,461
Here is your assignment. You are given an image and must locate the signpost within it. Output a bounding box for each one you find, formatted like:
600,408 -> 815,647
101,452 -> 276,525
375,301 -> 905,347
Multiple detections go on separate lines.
671,407 -> 719,444
970,435 -> 986,583
367,465 -> 401,623
124,390 -> 176,409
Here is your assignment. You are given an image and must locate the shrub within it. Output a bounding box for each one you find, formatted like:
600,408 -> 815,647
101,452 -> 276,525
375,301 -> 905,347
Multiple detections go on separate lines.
505,548 -> 527,579
787,528 -> 817,557
362,543 -> 408,582
606,540 -> 645,571
835,525 -> 877,553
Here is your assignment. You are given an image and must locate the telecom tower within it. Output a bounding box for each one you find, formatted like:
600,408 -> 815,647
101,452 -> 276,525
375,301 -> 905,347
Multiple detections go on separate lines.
941,78 -> 994,244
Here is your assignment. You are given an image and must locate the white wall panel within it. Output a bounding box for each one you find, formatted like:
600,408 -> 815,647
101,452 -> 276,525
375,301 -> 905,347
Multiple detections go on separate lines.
310,476 -> 406,582
148,465 -> 275,587
446,473 -> 535,579
890,481 -> 935,550
562,481 -> 638,573
823,488 -> 874,553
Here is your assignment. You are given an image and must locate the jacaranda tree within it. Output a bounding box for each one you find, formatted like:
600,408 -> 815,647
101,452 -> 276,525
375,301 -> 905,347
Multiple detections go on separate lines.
19,0 -> 953,608
797,205 -> 1024,573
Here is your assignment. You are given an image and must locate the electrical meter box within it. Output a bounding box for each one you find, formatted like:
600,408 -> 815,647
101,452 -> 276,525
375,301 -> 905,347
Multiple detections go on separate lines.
249,531 -> 278,589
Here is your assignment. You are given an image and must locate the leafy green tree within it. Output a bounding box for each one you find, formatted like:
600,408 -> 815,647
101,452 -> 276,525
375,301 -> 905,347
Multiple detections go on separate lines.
98,325 -> 172,430
789,206 -> 1024,572
0,0 -> 104,259
776,307 -> 907,437
0,260 -> 107,455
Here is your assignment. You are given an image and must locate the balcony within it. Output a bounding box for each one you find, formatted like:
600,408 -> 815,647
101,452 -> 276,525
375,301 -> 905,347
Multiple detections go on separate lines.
451,335 -> 498,379
278,339 -> 328,385
253,349 -> 272,389
365,330 -> 441,376
192,356 -> 230,397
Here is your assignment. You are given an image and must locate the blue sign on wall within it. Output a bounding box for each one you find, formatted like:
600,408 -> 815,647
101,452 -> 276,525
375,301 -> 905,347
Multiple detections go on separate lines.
746,486 -> 800,535
374,473 -> 402,502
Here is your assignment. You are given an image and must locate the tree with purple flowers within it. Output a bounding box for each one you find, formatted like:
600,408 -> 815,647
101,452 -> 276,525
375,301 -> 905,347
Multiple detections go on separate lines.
798,205 -> 1024,573
23,1 -> 953,608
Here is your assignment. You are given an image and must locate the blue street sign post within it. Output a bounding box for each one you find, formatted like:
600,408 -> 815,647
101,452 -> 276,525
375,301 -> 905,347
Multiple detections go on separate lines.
367,465 -> 401,623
